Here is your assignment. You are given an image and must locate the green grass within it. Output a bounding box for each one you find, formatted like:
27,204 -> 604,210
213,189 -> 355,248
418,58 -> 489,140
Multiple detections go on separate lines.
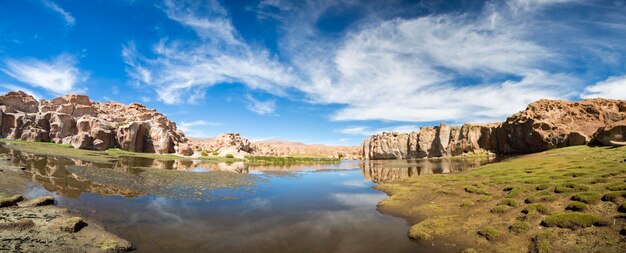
522,203 -> 550,215
541,213 -> 608,229
525,190 -> 557,203
565,201 -> 588,211
498,198 -> 518,207
0,195 -> 23,207
554,183 -> 590,193
245,156 -> 340,165
460,201 -> 475,207
601,191 -> 626,203
570,192 -> 601,204
509,221 -> 531,234
477,226 -> 500,241
491,205 -> 512,213
465,185 -> 488,194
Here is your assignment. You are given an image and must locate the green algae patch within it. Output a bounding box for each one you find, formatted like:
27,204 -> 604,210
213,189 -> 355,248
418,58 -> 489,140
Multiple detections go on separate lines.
541,213 -> 608,229
374,145 -> 626,252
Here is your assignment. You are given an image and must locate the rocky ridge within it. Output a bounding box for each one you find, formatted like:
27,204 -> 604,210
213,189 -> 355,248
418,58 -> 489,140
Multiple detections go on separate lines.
362,98 -> 626,159
0,91 -> 192,155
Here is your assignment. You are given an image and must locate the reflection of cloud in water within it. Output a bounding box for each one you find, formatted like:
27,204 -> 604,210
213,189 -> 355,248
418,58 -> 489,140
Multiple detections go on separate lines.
146,197 -> 184,223
245,197 -> 272,211
339,179 -> 370,188
23,184 -> 57,199
332,193 -> 386,208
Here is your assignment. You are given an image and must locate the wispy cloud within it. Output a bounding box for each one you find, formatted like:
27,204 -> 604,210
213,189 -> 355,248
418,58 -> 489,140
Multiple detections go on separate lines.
179,120 -> 220,137
1,54 -> 87,95
43,0 -> 76,26
245,94 -> 276,115
127,0 -> 626,124
123,0 -> 299,105
339,125 -> 421,136
581,75 -> 626,100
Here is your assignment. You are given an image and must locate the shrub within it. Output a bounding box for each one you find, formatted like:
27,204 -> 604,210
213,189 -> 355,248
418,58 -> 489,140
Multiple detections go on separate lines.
460,201 -> 475,207
602,191 -> 626,203
531,232 -> 553,253
212,151 -> 219,156
465,185 -> 488,195
522,203 -> 549,215
477,226 -> 500,241
225,154 -> 235,159
607,183 -> 626,191
509,221 -> 531,233
201,150 -> 209,156
525,191 -> 557,203
491,205 -> 511,213
498,198 -> 518,207
565,201 -> 588,211
535,184 -> 553,191
0,195 -> 24,207
541,213 -> 608,229
504,186 -> 524,197
554,183 -> 589,193
477,195 -> 493,202
570,192 -> 601,204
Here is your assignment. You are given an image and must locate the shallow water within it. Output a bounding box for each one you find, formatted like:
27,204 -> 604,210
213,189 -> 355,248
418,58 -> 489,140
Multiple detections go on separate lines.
0,144 -> 496,253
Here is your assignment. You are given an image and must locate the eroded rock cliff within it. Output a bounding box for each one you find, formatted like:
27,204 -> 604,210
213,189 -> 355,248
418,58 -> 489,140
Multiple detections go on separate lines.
0,91 -> 190,155
362,98 -> 626,159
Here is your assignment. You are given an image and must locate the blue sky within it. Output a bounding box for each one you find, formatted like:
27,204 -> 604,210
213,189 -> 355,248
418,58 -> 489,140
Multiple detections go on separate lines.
1,0 -> 625,145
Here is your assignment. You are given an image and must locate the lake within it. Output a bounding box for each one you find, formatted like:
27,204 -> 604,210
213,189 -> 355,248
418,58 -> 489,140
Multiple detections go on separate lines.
0,144 -> 497,253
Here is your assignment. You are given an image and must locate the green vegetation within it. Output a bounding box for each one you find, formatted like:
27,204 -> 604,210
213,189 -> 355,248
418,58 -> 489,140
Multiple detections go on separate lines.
525,190 -> 557,203
522,203 -> 549,215
565,201 -> 588,211
225,154 -> 235,158
374,145 -> 626,252
477,226 -> 500,241
570,192 -> 601,204
498,198 -> 518,207
212,151 -> 219,156
100,240 -> 118,251
245,156 -> 340,165
509,221 -> 531,234
554,182 -> 589,193
0,138 -> 241,163
601,191 -> 626,203
0,195 -> 23,207
465,185 -> 488,194
541,213 -> 608,229
407,216 -> 456,241
460,201 -> 475,207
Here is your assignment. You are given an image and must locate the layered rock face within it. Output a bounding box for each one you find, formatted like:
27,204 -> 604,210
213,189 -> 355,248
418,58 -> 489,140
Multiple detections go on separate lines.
362,98 -> 626,159
0,91 -> 190,154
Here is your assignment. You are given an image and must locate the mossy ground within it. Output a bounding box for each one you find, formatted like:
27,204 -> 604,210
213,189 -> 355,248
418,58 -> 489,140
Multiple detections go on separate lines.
375,145 -> 626,252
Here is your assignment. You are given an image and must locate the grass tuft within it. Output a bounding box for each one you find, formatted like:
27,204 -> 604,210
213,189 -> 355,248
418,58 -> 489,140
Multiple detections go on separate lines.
477,226 -> 500,241
541,213 -> 608,229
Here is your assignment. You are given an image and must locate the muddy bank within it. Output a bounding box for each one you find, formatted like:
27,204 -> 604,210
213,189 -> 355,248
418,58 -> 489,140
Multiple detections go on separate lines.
0,165 -> 133,252
375,146 -> 626,252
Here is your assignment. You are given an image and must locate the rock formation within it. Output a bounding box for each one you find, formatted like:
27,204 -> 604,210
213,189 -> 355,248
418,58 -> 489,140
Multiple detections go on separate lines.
362,98 -> 626,159
0,91 -> 190,155
190,135 -> 361,159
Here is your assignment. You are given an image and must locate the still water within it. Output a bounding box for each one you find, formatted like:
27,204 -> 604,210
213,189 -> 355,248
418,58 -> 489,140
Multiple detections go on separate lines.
0,145 -> 496,253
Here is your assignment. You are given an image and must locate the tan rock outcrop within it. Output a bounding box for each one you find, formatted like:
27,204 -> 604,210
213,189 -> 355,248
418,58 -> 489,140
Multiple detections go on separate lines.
0,91 -> 190,155
362,98 -> 626,159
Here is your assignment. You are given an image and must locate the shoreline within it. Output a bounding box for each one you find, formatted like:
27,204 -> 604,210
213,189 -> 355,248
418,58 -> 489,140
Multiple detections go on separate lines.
373,145 -> 626,252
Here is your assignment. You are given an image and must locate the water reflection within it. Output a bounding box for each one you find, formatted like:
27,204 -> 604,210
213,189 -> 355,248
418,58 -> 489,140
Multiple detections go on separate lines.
361,157 -> 498,183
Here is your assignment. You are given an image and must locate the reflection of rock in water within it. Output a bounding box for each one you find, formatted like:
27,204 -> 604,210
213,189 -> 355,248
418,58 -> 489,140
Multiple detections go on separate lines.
0,147 -> 256,200
361,158 -> 494,183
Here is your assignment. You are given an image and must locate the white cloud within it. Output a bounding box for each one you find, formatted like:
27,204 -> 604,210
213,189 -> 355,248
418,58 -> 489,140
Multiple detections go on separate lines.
127,0 -> 621,124
43,0 -> 76,26
1,54 -> 87,95
245,94 -> 276,115
582,75 -> 626,100
124,0 -> 299,105
178,120 -> 220,138
340,124 -> 421,136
